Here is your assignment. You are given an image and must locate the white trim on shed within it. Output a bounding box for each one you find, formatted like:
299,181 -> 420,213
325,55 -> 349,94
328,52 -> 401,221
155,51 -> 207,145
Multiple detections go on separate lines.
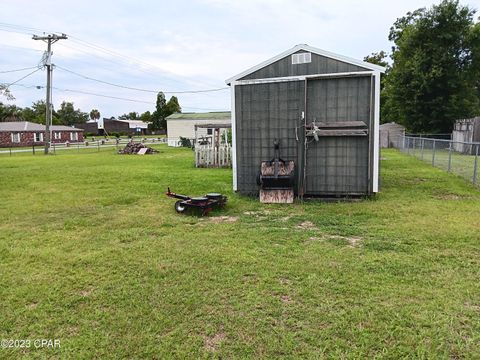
226,44 -> 385,85
231,85 -> 237,190
226,44 -> 384,196
373,72 -> 381,192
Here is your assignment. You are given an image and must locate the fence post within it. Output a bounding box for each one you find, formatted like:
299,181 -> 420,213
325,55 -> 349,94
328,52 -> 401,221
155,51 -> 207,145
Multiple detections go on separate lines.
473,144 -> 478,185
432,140 -> 436,167
412,137 -> 416,156
421,138 -> 424,160
32,145 -> 35,155
447,141 -> 452,172
97,141 -> 100,152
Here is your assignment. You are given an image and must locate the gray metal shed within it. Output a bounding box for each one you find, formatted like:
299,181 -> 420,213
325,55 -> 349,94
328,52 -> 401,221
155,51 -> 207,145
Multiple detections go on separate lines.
380,122 -> 405,148
226,44 -> 385,197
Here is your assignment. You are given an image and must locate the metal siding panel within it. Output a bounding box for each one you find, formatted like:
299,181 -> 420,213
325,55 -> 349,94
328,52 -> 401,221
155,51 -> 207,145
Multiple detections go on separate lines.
235,81 -> 304,195
241,52 -> 369,80
305,77 -> 371,195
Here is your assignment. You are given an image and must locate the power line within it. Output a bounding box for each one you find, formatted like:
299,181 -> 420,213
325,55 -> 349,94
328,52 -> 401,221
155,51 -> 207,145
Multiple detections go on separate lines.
0,23 -> 168,74
68,36 -> 179,76
2,68 -> 42,88
53,47 -> 227,96
11,83 -> 229,111
0,66 -> 39,74
52,87 -> 152,104
67,38 -> 224,90
0,43 -> 44,53
68,36 -> 225,89
55,65 -> 229,94
0,22 -> 225,91
0,27 -> 32,36
0,22 -> 48,33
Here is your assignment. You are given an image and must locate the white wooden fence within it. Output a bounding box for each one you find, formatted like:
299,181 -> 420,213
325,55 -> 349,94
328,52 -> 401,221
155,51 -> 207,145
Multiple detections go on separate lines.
195,145 -> 232,168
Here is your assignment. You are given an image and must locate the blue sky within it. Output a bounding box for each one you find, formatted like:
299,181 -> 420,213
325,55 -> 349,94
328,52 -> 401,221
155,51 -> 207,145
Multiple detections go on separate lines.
1,0 -> 478,118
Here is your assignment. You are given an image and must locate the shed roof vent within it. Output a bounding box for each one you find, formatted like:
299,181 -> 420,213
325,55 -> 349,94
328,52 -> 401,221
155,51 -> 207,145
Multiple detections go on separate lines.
292,52 -> 311,65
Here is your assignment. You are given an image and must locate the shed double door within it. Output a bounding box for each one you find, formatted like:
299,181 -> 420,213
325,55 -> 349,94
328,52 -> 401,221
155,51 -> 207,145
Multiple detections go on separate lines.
303,76 -> 373,196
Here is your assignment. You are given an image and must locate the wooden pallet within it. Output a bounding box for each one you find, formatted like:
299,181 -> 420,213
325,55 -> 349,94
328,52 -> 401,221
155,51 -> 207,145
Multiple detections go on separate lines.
260,189 -> 294,203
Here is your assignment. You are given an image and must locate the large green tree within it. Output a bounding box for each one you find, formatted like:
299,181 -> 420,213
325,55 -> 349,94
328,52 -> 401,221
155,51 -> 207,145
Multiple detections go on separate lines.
384,0 -> 480,133
150,92 -> 166,130
56,101 -> 88,126
140,111 -> 152,123
166,96 -> 181,116
0,103 -> 22,121
21,100 -> 60,124
118,112 -> 139,120
364,51 -> 391,123
150,93 -> 181,130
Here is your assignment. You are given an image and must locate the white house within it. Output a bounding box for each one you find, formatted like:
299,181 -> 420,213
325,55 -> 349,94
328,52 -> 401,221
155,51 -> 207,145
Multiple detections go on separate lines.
166,112 -> 231,147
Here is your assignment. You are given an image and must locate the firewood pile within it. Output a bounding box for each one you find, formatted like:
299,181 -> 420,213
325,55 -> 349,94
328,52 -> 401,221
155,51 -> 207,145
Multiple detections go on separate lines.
118,142 -> 158,154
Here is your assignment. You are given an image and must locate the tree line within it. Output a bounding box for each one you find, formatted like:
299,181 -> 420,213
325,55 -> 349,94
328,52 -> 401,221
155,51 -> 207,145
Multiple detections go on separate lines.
0,91 -> 181,131
365,0 -> 480,134
0,100 -> 89,126
115,93 -> 181,131
2,1 -> 478,135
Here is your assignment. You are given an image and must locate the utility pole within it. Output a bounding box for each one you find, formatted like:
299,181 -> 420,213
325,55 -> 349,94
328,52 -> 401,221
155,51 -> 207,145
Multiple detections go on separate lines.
33,33 -> 67,154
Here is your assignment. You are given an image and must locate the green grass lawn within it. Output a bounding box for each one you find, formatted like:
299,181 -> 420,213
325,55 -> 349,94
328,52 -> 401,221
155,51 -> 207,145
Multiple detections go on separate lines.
0,146 -> 479,359
407,148 -> 478,183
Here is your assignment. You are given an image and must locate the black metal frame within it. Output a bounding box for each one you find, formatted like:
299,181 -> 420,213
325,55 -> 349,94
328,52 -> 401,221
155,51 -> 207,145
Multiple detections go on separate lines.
165,188 -> 227,216
257,140 -> 295,190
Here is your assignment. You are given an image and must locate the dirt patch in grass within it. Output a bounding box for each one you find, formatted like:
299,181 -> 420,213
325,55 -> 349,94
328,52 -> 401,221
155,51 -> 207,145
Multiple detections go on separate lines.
243,210 -> 271,216
296,221 -> 318,230
65,326 -> 80,336
435,194 -> 465,200
242,273 -> 258,283
204,332 -> 226,352
26,302 -> 38,310
304,234 -> 362,247
209,216 -> 238,224
79,289 -> 93,297
464,302 -> 480,312
243,210 -> 273,222
280,295 -> 293,304
326,235 -> 362,247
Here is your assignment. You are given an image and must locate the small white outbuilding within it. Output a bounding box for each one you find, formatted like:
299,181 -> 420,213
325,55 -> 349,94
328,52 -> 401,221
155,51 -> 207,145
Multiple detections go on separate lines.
166,112 -> 231,147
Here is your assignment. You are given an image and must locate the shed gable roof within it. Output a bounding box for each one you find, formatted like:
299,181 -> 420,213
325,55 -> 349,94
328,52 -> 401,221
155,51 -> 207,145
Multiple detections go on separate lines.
226,44 -> 386,84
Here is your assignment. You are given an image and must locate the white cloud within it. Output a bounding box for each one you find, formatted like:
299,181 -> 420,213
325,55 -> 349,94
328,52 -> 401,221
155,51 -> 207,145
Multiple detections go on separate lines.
1,0 -> 464,117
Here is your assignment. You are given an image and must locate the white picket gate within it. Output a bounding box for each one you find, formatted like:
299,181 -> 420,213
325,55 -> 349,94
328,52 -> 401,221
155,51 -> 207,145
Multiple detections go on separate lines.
195,145 -> 232,168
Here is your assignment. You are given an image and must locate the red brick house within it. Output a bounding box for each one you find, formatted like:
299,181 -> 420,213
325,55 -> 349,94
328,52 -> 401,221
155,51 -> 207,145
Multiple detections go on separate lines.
0,122 -> 84,147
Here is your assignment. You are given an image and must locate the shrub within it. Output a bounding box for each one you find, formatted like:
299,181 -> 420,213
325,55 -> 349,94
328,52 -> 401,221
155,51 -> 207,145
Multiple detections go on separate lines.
179,137 -> 192,148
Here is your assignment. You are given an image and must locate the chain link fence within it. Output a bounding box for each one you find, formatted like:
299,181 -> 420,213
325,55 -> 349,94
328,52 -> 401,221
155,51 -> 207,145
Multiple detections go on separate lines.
396,135 -> 479,186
